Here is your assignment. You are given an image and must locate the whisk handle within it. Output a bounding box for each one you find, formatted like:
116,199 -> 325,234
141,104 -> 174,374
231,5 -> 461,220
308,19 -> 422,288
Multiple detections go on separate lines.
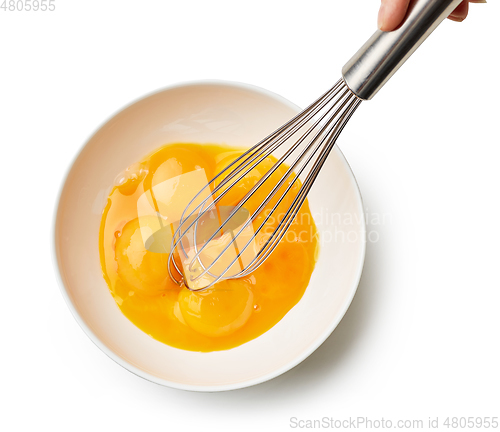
342,0 -> 462,100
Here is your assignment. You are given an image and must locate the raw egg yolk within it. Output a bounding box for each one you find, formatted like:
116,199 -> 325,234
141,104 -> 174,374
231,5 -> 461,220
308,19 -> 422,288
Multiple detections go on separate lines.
178,280 -> 254,337
115,216 -> 173,295
144,145 -> 215,189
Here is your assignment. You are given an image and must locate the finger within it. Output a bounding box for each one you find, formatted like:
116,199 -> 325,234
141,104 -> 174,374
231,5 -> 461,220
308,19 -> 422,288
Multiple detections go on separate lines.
448,1 -> 469,22
378,0 -> 411,31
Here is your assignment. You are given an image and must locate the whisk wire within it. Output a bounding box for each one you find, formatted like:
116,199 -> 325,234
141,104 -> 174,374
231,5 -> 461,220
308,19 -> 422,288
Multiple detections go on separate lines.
188,86 -> 357,284
167,82 -> 344,284
168,79 -> 362,290
240,96 -> 362,276
211,93 -> 362,282
186,85 -> 351,275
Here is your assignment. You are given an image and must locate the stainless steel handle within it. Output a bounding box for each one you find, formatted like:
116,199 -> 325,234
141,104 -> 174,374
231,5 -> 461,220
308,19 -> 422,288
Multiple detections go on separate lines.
342,0 -> 462,100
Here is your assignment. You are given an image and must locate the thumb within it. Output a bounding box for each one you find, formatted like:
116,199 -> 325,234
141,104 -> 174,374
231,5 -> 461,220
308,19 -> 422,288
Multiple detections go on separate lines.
378,0 -> 411,31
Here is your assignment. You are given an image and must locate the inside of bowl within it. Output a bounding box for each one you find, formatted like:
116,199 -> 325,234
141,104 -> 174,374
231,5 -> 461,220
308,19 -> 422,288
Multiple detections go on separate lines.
54,82 -> 365,390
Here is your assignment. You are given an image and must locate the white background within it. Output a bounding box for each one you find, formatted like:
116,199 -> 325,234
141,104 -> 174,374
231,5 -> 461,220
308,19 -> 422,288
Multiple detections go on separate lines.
1,0 -> 499,431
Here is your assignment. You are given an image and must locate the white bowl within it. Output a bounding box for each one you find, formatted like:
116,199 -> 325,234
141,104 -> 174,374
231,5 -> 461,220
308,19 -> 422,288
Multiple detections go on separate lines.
53,81 -> 365,392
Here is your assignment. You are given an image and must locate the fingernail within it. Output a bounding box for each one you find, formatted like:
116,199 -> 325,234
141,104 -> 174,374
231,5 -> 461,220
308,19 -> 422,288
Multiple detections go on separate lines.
448,15 -> 465,22
378,3 -> 386,30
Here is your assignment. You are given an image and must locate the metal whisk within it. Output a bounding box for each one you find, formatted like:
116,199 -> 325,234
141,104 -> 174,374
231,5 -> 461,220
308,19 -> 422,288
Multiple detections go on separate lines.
168,0 -> 465,291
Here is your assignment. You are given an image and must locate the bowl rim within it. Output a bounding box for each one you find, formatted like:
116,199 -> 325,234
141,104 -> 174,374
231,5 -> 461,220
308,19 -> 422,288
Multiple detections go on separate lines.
52,79 -> 366,392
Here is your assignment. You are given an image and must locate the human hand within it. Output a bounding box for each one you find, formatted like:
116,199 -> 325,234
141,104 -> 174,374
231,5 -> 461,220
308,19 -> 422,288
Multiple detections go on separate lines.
378,0 -> 486,31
